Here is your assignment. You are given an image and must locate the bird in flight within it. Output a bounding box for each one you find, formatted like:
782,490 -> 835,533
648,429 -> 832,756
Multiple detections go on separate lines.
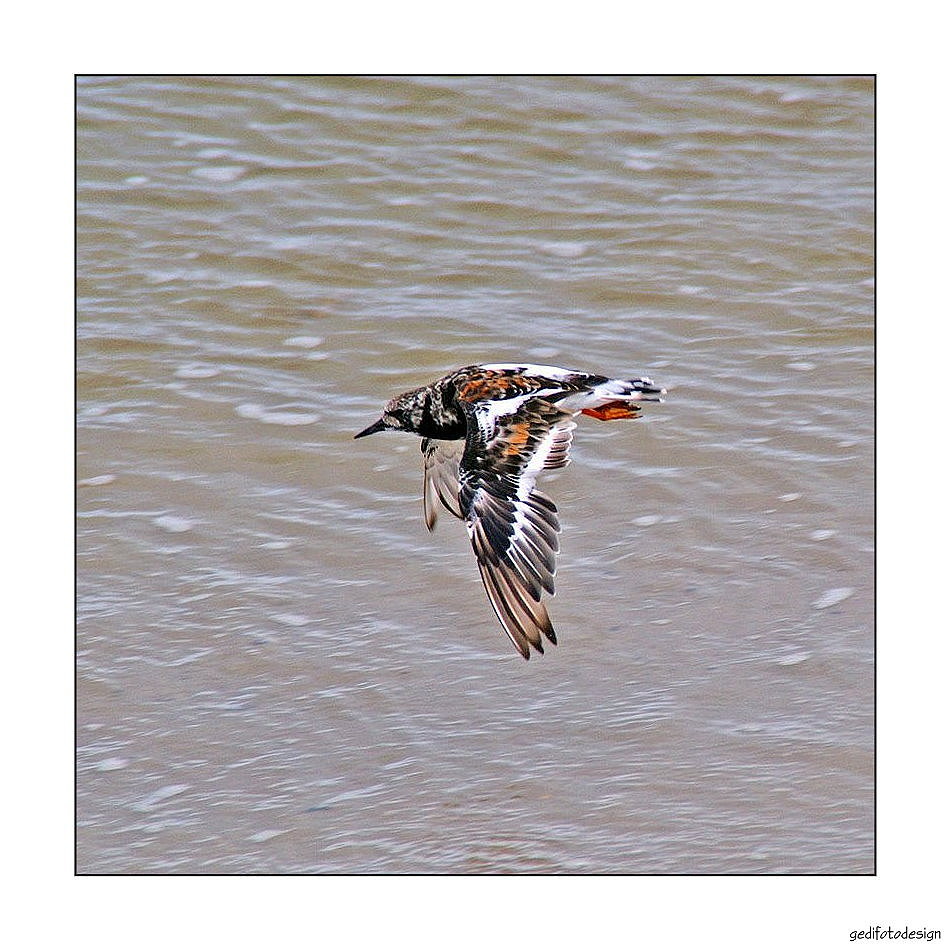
355,363 -> 664,659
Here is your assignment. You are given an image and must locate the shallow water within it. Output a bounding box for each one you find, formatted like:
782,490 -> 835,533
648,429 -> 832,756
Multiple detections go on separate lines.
77,75 -> 873,873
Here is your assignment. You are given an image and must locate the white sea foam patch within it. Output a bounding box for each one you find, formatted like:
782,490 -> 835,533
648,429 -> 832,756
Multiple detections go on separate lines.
248,829 -> 290,843
190,165 -> 247,182
273,613 -> 310,628
811,587 -> 855,610
78,474 -> 116,487
132,784 -> 191,812
175,363 -> 220,379
236,403 -> 319,425
527,346 -> 561,360
153,515 -> 195,533
776,652 -> 812,666
283,336 -> 324,348
622,149 -> 659,170
540,241 -> 588,258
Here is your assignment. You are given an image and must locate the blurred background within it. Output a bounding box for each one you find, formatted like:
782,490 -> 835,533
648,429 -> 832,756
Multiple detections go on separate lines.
77,75 -> 873,873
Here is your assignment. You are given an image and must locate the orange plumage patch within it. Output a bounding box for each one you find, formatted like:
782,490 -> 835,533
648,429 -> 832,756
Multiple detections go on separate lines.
502,421 -> 531,456
581,401 -> 642,421
458,372 -> 532,403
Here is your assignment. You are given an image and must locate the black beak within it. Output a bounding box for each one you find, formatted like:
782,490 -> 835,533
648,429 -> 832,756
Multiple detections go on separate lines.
354,417 -> 388,439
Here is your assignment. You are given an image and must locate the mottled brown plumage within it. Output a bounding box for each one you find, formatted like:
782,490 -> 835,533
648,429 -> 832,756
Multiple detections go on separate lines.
355,363 -> 664,659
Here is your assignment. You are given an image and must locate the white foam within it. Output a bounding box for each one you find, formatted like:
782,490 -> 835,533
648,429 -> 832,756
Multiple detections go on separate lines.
284,336 -> 325,348
236,403 -> 318,426
248,829 -> 290,843
175,363 -> 220,379
153,515 -> 195,533
540,241 -> 588,258
78,474 -> 116,487
274,613 -> 309,628
190,165 -> 246,182
811,587 -> 855,610
132,784 -> 191,812
776,652 -> 812,666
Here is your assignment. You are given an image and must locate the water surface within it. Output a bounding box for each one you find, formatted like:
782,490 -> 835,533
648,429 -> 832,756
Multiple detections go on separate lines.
77,75 -> 873,873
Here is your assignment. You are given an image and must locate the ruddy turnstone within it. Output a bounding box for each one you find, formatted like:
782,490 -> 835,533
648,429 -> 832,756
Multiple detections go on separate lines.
355,363 -> 664,659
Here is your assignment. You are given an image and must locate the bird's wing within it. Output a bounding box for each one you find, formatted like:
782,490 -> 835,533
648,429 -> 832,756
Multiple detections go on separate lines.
459,397 -> 577,659
421,438 -> 464,530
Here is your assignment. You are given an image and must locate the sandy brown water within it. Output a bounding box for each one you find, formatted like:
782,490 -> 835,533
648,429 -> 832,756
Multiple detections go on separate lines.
77,75 -> 873,873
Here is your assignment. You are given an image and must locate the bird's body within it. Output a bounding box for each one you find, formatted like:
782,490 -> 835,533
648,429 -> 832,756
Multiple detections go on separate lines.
355,363 -> 664,659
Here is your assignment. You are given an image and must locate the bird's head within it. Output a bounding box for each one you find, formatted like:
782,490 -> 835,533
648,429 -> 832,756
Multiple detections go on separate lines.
354,387 -> 428,439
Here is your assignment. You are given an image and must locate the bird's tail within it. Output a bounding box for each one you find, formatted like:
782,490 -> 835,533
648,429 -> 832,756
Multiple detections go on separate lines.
579,376 -> 665,420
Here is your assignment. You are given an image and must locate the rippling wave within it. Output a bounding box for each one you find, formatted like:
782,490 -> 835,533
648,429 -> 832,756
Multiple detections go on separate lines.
77,75 -> 873,873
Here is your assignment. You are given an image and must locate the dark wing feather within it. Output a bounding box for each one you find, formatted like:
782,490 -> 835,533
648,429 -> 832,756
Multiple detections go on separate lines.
459,398 -> 576,659
422,438 -> 464,530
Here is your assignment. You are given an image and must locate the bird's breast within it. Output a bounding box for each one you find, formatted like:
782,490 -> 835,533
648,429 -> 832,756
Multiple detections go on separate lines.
419,417 -> 467,440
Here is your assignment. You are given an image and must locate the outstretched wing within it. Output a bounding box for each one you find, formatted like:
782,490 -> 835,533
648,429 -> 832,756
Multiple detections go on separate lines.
459,397 -> 577,659
422,438 -> 464,530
